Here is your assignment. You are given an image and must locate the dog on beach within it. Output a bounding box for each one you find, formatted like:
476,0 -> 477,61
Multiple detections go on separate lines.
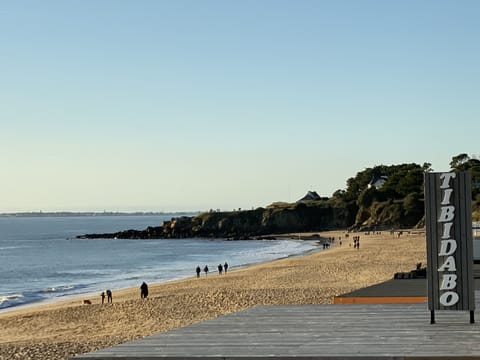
83,299 -> 92,305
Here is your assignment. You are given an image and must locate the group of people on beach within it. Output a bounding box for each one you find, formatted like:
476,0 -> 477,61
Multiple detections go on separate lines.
100,289 -> 113,304
99,282 -> 149,304
97,259 -> 231,305
352,236 -> 360,249
196,262 -> 229,277
98,261 -> 230,304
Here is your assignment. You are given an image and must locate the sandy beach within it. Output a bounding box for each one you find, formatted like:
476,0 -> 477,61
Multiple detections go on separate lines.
0,230 -> 426,360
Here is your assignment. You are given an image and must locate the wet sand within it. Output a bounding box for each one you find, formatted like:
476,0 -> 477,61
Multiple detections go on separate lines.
0,230 -> 426,360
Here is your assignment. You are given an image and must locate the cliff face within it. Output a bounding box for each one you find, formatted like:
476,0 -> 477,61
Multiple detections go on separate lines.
77,158 -> 480,239
353,200 -> 424,230
78,197 -> 427,240
78,201 -> 356,239
260,202 -> 352,233
160,202 -> 354,239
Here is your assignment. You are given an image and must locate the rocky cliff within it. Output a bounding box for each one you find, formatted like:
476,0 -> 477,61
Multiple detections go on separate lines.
77,157 -> 480,239
78,200 -> 356,239
352,200 -> 424,230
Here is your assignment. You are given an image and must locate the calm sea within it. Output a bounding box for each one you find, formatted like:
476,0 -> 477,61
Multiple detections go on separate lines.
0,215 -> 318,310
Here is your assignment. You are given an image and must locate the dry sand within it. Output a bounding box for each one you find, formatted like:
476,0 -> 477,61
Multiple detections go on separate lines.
0,230 -> 426,360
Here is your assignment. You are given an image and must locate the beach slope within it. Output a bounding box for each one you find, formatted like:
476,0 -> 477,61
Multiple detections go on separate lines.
0,230 -> 426,360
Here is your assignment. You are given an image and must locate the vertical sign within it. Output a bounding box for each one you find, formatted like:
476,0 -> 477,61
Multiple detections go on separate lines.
425,172 -> 474,318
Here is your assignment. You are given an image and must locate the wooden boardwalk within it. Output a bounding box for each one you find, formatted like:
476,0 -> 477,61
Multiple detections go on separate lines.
74,294 -> 480,360
334,278 -> 428,304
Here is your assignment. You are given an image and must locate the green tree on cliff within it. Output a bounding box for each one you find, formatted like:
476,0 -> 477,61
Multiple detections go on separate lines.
449,153 -> 480,219
449,153 -> 480,182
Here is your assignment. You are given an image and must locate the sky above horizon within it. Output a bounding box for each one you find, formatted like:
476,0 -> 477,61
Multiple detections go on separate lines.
1,1 -> 479,213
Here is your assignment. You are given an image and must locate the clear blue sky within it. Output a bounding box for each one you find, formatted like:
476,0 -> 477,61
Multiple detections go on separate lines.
1,1 -> 479,212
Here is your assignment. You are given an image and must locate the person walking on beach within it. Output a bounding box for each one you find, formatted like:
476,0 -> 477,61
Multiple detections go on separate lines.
203,265 -> 209,276
224,262 -> 228,273
218,263 -> 223,274
100,291 -> 105,304
106,289 -> 112,303
196,265 -> 201,278
140,282 -> 149,299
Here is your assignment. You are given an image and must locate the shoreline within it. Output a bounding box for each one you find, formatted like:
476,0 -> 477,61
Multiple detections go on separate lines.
0,230 -> 427,360
0,237 -> 322,315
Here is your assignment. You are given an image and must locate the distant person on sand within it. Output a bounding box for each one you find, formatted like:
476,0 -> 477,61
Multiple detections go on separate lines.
106,289 -> 112,303
140,282 -> 149,299
203,265 -> 209,276
353,236 -> 360,249
218,264 -> 223,274
100,291 -> 105,304
224,262 -> 228,273
196,265 -> 201,278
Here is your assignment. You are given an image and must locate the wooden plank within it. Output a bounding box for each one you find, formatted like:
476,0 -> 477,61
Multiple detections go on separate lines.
73,293 -> 480,360
337,278 -> 427,296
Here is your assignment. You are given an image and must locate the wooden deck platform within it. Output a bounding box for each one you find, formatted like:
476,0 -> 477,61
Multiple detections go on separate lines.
333,278 -> 427,304
74,293 -> 480,360
333,264 -> 480,304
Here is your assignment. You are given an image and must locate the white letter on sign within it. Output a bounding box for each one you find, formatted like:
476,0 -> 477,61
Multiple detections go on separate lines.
440,173 -> 456,189
438,206 -> 455,222
441,189 -> 454,205
438,239 -> 457,256
439,291 -> 459,306
440,274 -> 457,290
438,256 -> 457,272
441,222 -> 454,239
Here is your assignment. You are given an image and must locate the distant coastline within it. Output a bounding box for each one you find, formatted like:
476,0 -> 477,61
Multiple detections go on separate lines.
0,211 -> 199,218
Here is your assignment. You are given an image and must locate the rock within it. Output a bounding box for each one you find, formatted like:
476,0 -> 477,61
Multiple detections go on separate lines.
76,201 -> 355,240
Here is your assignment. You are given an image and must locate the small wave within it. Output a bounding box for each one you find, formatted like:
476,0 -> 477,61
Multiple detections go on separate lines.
52,269 -> 119,278
41,285 -> 75,293
0,294 -> 24,305
0,246 -> 30,250
122,275 -> 142,281
0,293 -> 33,309
234,240 -> 317,260
0,284 -> 94,310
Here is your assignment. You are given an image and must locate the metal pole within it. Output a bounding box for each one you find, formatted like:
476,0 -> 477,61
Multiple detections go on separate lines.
470,310 -> 475,324
430,310 -> 435,324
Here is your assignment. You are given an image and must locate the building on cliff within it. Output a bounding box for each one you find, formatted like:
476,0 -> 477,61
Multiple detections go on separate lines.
367,175 -> 388,190
297,191 -> 322,202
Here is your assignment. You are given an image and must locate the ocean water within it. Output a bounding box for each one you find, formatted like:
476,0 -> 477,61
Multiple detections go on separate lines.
0,215 -> 318,310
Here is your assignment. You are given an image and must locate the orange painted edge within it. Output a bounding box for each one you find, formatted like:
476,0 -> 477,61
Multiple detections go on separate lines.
333,296 -> 427,304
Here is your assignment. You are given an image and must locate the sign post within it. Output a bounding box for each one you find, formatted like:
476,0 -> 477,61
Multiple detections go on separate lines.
425,172 -> 475,324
